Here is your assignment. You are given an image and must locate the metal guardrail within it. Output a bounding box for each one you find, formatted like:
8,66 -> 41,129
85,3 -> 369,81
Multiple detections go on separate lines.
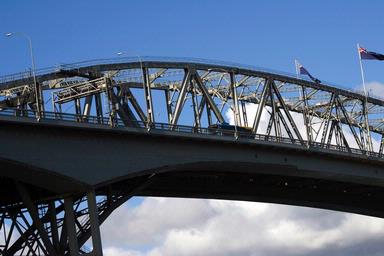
0,107 -> 382,160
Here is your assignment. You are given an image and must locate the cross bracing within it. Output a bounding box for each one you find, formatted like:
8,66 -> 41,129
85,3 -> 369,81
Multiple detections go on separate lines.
0,57 -> 383,156
0,176 -> 153,255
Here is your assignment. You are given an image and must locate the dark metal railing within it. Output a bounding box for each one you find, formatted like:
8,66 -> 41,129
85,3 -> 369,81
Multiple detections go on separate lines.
0,107 -> 382,160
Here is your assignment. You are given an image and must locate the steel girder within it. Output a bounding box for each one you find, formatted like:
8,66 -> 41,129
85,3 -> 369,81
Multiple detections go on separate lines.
0,58 -> 383,155
0,175 -> 154,256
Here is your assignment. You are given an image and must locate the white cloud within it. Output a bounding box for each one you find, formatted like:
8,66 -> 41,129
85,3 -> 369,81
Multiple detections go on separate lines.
104,246 -> 144,256
101,198 -> 384,256
364,81 -> 384,97
101,197 -> 216,248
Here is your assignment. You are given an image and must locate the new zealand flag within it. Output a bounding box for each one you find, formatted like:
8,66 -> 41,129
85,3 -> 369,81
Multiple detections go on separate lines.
359,47 -> 384,61
296,61 -> 321,84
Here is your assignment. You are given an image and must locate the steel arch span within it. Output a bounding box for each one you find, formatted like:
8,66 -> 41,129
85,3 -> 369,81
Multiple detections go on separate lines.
0,57 -> 383,255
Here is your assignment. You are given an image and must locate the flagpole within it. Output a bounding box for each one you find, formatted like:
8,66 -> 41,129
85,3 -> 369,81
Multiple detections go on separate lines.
295,59 -> 310,145
357,43 -> 372,152
294,59 -> 299,79
357,43 -> 368,96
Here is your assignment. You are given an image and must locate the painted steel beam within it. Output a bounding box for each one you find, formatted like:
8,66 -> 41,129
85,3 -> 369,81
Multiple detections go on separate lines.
252,79 -> 270,133
171,69 -> 191,125
142,67 -> 155,124
15,182 -> 57,256
193,70 -> 225,124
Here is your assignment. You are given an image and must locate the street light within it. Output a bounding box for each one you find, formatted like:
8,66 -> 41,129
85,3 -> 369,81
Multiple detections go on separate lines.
5,32 -> 41,119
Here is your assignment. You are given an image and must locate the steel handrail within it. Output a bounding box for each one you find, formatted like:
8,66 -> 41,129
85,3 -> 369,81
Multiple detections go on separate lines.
0,107 -> 381,159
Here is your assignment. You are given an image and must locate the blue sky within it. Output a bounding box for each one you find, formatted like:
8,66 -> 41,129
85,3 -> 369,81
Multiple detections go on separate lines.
1,0 -> 384,89
2,1 -> 384,255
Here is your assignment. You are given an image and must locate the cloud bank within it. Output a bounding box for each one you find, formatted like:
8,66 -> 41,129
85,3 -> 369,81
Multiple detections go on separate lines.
101,198 -> 384,256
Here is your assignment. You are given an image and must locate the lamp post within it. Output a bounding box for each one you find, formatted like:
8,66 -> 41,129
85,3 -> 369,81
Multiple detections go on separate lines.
5,32 -> 41,119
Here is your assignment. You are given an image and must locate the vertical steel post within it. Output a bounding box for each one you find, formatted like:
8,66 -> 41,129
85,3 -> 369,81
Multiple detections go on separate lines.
362,100 -> 373,152
64,197 -> 79,256
301,86 -> 312,144
37,82 -> 45,117
241,101 -> 248,127
95,94 -> 104,124
75,98 -> 82,122
230,72 -> 241,127
105,77 -> 116,126
379,134 -> 384,157
82,95 -> 93,121
142,67 -> 155,126
165,90 -> 172,124
191,83 -> 200,129
268,82 -> 280,137
87,191 -> 103,256
49,201 -> 60,253
206,103 -> 212,126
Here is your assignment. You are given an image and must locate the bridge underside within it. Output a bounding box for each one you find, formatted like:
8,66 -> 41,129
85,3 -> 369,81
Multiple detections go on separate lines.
1,168 -> 384,255
2,160 -> 384,218
138,170 -> 384,218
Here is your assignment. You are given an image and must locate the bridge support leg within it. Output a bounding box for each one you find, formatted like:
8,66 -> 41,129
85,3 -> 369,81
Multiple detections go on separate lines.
64,197 -> 80,256
87,190 -> 103,256
15,181 -> 58,256
49,201 -> 60,252
0,176 -> 153,255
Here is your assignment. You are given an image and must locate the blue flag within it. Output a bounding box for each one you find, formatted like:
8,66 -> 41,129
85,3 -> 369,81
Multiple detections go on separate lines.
359,47 -> 384,61
296,61 -> 321,83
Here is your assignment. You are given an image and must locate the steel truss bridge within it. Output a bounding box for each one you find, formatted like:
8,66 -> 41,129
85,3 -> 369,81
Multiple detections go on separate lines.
0,57 -> 383,255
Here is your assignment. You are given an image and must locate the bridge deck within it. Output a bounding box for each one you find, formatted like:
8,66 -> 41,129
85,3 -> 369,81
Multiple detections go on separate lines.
0,108 -> 382,160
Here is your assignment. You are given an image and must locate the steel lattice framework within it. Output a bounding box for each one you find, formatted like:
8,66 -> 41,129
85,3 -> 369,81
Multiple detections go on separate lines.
0,176 -> 153,255
0,57 -> 383,156
0,57 -> 384,255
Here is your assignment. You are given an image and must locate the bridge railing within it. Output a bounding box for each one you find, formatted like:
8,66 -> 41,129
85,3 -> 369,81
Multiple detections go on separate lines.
0,107 -> 381,160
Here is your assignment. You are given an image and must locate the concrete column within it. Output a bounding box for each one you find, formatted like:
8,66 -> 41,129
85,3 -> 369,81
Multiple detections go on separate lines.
64,197 -> 79,256
87,190 -> 103,256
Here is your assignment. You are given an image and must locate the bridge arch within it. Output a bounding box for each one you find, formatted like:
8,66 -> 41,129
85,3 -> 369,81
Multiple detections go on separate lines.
1,57 -> 384,255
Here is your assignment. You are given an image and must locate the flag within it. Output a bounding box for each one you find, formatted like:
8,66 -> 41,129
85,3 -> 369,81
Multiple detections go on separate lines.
359,46 -> 384,61
296,61 -> 321,83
